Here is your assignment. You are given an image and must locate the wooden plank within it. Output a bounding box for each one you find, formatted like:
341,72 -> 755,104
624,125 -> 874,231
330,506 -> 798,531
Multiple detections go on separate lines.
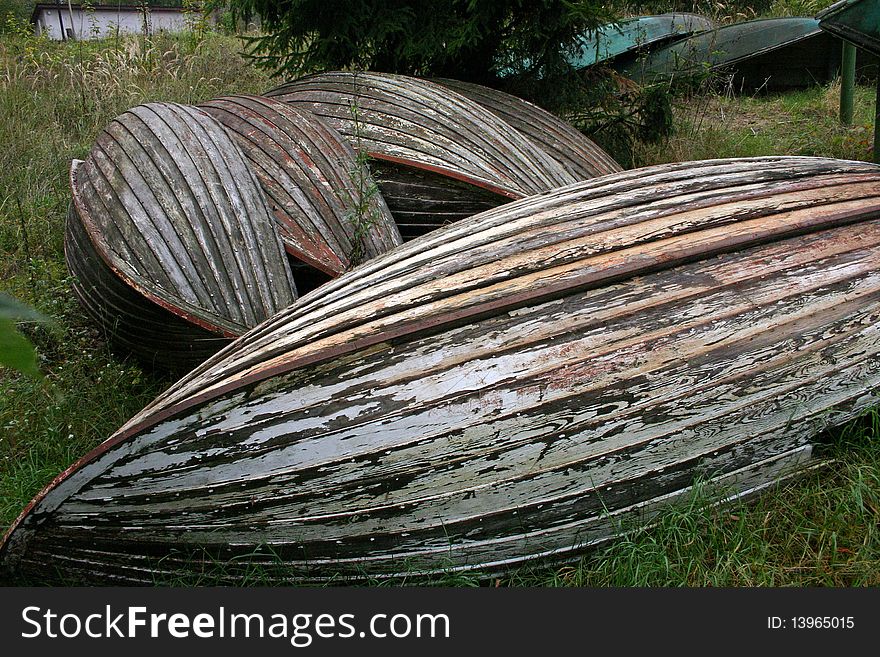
64,204 -> 231,372
431,78 -> 622,181
14,447 -> 814,584
265,72 -> 594,233
369,160 -> 507,240
265,71 -> 579,196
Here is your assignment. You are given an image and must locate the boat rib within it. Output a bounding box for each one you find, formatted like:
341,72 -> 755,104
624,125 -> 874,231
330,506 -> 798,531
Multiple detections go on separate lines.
8,156 -> 880,583
66,102 -> 298,370
199,95 -> 401,277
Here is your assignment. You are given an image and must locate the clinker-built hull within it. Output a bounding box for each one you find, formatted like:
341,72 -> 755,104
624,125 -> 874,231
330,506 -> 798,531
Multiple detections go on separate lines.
7,156 -> 880,584
264,72 -> 617,238
66,103 -> 298,371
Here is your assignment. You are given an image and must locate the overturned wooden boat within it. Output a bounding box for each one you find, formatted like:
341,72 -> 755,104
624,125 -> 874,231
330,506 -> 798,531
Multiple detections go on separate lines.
66,102 -> 298,371
264,71 -> 614,238
9,156 -> 880,584
568,13 -> 713,68
432,78 -> 622,181
617,18 -> 841,92
199,95 -> 401,290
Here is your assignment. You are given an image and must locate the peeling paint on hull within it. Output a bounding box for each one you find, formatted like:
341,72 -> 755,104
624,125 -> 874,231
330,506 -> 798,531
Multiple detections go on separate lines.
10,156 -> 880,583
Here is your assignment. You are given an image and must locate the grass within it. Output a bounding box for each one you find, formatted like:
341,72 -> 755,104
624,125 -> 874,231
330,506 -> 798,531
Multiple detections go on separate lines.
633,78 -> 877,165
1,25 -> 879,587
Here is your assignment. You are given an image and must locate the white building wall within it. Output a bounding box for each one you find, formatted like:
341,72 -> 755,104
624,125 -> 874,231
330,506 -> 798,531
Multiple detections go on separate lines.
35,8 -> 197,40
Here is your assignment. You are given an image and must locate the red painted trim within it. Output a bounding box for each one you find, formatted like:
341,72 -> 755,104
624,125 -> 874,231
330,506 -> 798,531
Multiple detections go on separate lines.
70,160 -> 243,339
368,153 -> 521,200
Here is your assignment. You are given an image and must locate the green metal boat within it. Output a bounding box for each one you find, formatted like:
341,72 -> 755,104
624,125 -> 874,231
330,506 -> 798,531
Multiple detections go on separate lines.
818,0 -> 880,57
818,0 -> 880,164
616,17 -> 841,92
568,13 -> 713,68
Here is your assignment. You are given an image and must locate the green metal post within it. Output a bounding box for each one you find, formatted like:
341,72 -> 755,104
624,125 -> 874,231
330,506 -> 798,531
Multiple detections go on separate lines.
840,41 -> 856,125
874,74 -> 880,164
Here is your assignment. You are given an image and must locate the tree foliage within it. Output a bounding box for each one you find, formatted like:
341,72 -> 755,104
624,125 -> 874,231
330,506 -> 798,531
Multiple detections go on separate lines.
0,0 -> 29,30
226,0 -> 615,90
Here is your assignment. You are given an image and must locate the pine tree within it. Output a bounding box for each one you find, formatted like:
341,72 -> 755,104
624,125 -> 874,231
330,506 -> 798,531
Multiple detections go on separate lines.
225,0 -> 614,92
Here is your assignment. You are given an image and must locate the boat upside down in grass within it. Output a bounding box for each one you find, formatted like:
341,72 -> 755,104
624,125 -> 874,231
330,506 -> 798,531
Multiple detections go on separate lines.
264,71 -> 620,238
616,17 -> 842,92
65,102 -> 298,372
9,155 -> 880,584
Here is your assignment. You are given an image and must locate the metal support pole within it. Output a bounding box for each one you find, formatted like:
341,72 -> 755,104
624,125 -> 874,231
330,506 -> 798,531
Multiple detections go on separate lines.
874,73 -> 880,164
840,41 -> 856,125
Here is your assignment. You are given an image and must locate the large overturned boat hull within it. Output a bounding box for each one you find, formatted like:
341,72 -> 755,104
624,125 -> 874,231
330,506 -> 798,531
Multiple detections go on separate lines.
6,157 -> 880,584
66,103 -> 298,371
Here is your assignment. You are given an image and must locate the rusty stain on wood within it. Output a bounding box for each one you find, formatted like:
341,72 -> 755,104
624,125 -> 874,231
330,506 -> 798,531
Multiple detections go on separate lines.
7,156 -> 880,583
65,102 -> 298,370
199,95 -> 401,274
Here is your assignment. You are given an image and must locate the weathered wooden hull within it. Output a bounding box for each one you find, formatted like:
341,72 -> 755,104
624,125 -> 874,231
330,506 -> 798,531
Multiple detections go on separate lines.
264,72 -> 596,236
368,160 -> 510,239
431,78 -> 622,181
66,102 -> 298,369
64,203 -> 229,372
569,13 -> 713,67
199,95 -> 401,274
8,156 -> 880,584
617,18 -> 841,92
